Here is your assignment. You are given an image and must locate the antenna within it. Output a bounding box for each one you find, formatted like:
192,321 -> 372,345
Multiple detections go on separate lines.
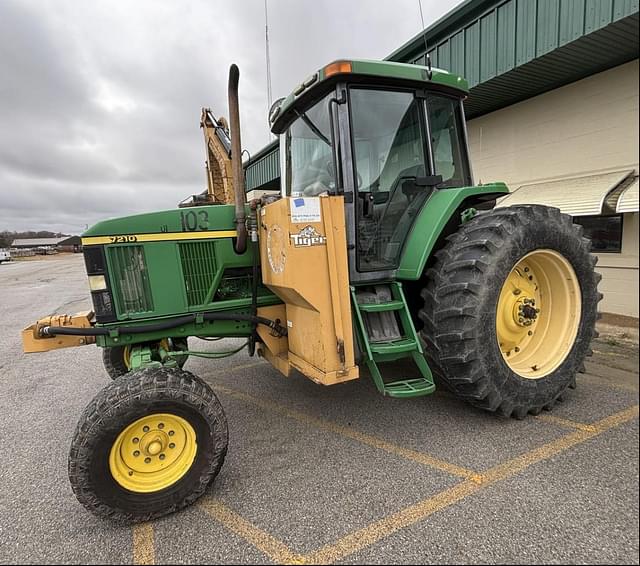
264,0 -> 274,139
417,0 -> 432,79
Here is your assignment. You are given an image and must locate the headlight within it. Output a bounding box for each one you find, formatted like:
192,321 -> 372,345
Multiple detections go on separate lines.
88,274 -> 108,291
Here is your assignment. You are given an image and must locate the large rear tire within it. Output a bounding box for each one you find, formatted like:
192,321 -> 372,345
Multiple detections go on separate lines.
419,205 -> 601,418
68,367 -> 228,522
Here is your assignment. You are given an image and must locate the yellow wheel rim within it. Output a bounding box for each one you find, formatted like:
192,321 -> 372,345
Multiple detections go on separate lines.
109,413 -> 197,493
122,346 -> 132,369
496,249 -> 581,379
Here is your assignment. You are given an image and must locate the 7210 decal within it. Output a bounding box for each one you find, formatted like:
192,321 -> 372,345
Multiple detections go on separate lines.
180,210 -> 209,231
109,235 -> 138,243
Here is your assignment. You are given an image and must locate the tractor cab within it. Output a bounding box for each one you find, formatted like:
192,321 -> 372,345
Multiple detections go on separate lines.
269,59 -> 473,282
255,60 -> 477,393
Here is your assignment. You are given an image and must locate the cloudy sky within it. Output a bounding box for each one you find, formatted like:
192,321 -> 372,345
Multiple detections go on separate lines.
0,0 -> 461,234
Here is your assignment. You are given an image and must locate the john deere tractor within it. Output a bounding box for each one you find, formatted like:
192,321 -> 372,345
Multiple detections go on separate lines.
23,60 -> 600,522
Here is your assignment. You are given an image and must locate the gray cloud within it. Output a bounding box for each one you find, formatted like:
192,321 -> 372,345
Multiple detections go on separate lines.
0,0 -> 461,233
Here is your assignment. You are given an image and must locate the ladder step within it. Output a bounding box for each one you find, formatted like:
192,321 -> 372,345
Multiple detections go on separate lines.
369,338 -> 418,355
383,378 -> 436,398
351,282 -> 436,400
357,300 -> 404,313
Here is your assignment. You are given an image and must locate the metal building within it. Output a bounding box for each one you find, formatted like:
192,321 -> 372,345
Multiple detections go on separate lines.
244,0 -> 639,318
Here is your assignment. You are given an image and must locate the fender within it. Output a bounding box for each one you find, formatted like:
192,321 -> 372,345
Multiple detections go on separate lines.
397,182 -> 509,280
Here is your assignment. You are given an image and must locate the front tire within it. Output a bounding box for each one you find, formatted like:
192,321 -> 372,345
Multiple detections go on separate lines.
419,205 -> 601,418
68,367 -> 228,522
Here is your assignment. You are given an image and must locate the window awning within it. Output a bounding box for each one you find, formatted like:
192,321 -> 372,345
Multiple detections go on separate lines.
616,177 -> 639,213
496,171 -> 634,217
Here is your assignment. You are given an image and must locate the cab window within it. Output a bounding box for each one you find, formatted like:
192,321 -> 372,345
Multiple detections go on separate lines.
427,95 -> 471,188
286,93 -> 334,197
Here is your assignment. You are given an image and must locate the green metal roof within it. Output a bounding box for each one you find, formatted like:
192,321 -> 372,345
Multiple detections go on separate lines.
387,0 -> 639,118
246,0 -> 639,191
244,139 -> 279,192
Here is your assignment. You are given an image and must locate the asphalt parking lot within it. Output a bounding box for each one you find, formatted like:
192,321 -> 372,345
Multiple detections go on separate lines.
1,254 -> 638,565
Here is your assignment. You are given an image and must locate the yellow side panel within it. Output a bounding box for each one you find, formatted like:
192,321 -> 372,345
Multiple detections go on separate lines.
259,196 -> 358,386
256,304 -> 291,377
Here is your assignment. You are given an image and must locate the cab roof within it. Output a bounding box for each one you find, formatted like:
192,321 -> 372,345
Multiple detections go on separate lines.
270,58 -> 469,134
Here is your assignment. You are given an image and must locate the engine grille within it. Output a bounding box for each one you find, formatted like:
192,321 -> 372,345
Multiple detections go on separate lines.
179,241 -> 217,306
108,245 -> 154,315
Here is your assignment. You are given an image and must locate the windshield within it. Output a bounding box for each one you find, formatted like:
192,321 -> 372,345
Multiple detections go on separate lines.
286,93 -> 334,197
350,88 -> 430,271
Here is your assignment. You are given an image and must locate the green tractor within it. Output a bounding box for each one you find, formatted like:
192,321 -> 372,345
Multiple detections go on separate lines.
23,60 -> 600,522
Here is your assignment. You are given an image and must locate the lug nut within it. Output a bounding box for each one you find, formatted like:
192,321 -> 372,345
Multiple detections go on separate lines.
524,267 -> 530,273
144,457 -> 151,464
143,426 -> 149,433
159,454 -> 165,460
513,289 -> 522,295
515,347 -> 520,352
168,431 -> 175,437
528,331 -> 533,336
158,423 -> 164,429
133,450 -> 140,457
132,437 -> 139,444
128,471 -> 133,476
169,443 -> 175,449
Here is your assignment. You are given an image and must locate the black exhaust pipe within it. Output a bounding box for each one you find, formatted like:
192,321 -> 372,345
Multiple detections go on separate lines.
228,64 -> 248,254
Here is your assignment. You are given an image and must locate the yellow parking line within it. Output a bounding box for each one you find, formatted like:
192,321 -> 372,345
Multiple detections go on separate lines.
132,523 -> 155,565
304,404 -> 638,564
216,384 -> 481,481
195,403 -> 636,565
593,349 -> 629,358
579,372 -> 639,393
535,414 -> 597,432
199,498 -> 304,564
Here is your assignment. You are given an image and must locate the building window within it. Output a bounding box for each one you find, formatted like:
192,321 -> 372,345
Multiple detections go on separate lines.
573,215 -> 623,253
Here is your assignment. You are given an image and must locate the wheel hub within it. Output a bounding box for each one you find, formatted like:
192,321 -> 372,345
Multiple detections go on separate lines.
109,413 -> 197,493
496,250 -> 581,379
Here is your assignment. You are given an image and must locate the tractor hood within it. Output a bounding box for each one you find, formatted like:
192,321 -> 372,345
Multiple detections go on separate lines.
81,205 -> 238,245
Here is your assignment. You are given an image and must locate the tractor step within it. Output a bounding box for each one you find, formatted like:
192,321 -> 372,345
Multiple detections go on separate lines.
382,377 -> 436,398
369,338 -> 418,355
351,282 -> 435,399
357,300 -> 404,313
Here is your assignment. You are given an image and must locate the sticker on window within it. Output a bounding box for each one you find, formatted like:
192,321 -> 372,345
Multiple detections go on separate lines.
289,197 -> 321,223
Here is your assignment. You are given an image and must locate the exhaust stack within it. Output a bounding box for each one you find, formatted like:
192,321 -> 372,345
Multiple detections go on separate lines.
228,64 -> 248,254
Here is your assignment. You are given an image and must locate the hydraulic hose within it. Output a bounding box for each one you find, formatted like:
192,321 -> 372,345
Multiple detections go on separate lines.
40,312 -> 287,338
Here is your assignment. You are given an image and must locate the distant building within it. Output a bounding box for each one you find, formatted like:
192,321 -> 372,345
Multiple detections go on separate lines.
11,236 -> 82,253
